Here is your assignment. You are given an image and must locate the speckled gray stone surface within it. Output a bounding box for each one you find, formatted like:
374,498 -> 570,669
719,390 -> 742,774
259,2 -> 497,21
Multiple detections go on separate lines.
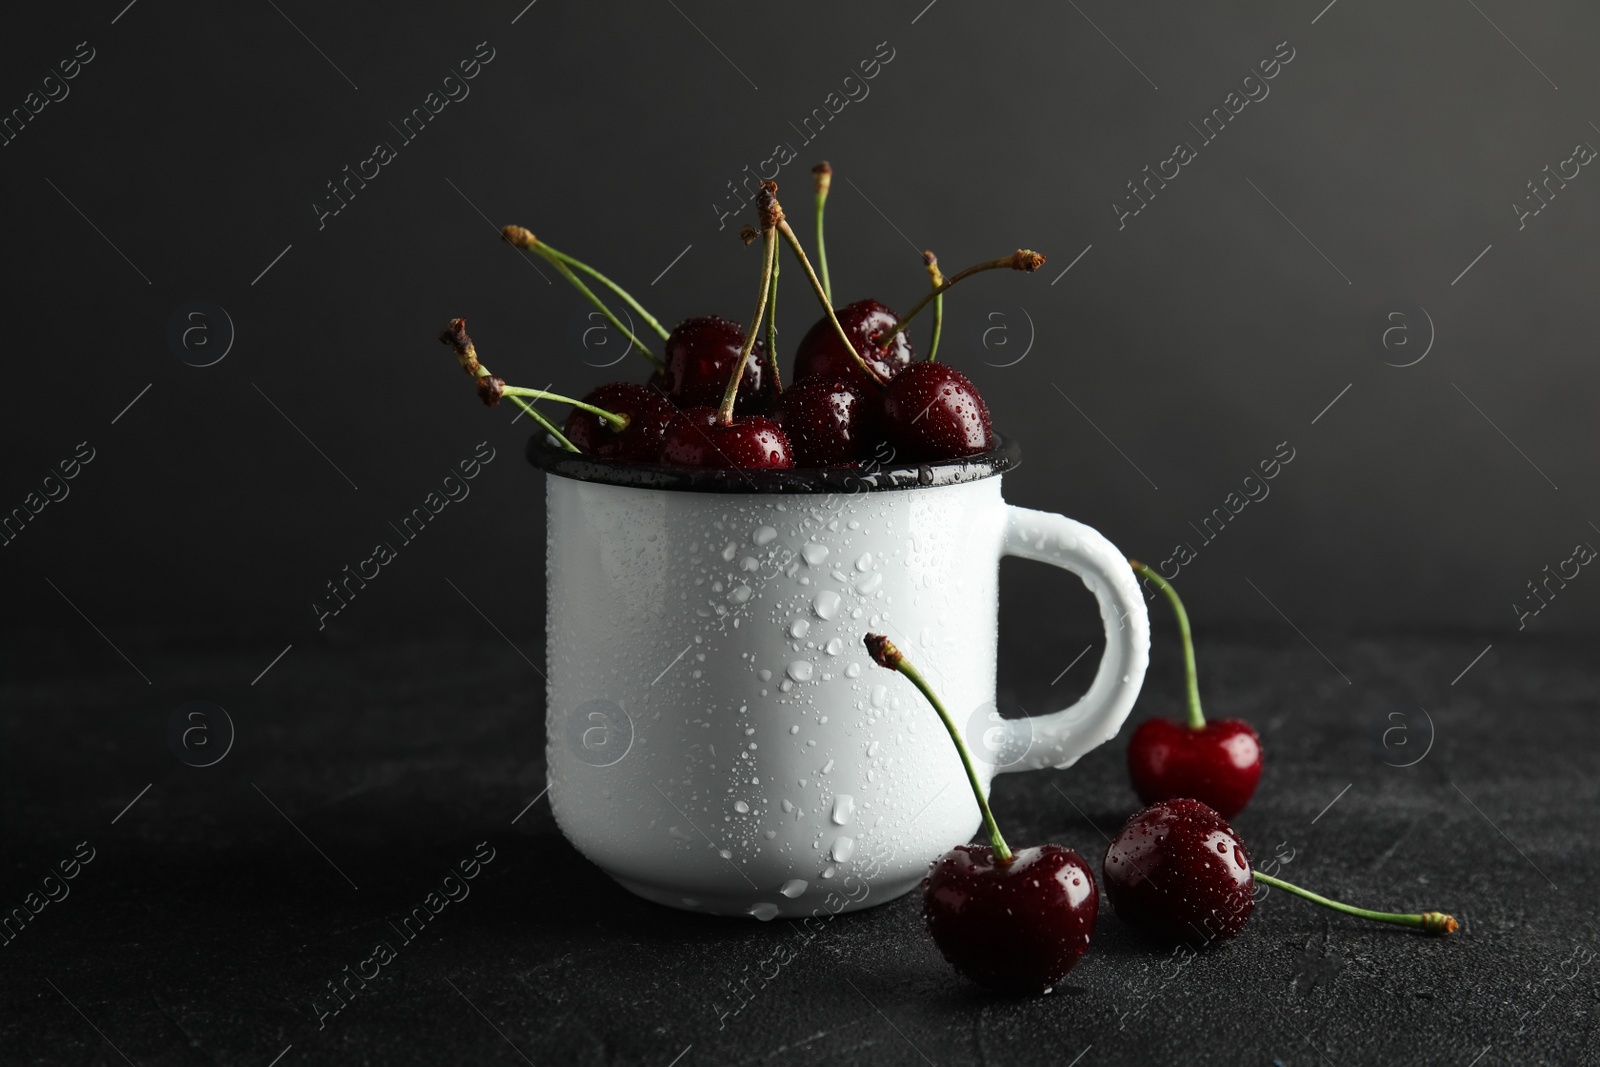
2,630 -> 1595,1066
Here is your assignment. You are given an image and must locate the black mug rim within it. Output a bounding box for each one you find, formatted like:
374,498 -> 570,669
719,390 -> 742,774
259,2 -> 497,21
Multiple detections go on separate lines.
526,434 -> 1021,494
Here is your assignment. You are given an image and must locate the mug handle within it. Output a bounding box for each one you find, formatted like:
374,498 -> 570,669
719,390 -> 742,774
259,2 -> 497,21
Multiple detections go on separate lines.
993,504 -> 1150,773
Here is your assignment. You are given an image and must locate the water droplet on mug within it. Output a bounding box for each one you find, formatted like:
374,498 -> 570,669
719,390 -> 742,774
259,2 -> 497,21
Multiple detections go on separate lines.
753,526 -> 777,546
825,637 -> 844,656
801,543 -> 829,566
779,878 -> 807,898
813,590 -> 841,620
832,795 -> 855,825
855,552 -> 873,572
787,660 -> 815,682
748,902 -> 779,921
856,573 -> 883,595
790,618 -> 810,639
831,836 -> 855,862
734,800 -> 750,814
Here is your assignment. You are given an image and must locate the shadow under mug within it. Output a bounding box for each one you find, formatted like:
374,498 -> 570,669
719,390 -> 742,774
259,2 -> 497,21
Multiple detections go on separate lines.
530,436 -> 1149,920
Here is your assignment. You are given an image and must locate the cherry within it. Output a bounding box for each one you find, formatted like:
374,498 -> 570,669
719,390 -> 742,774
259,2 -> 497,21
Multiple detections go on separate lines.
658,316 -> 775,414
924,844 -> 1098,995
774,375 -> 879,466
659,406 -> 793,470
880,361 -> 993,461
792,298 -> 914,385
866,633 -> 1097,994
1105,799 -> 1459,946
1103,797 -> 1255,946
561,382 -> 677,462
1125,561 -> 1262,818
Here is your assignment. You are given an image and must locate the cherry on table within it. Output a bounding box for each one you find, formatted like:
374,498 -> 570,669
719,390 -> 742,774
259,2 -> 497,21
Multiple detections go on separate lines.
924,843 -> 1098,995
658,316 -> 775,413
793,298 -> 914,385
774,375 -> 879,466
1104,798 -> 1459,946
880,361 -> 993,461
865,633 -> 1098,994
1125,560 -> 1263,818
1128,718 -> 1262,820
659,406 -> 793,469
561,381 -> 677,462
1103,797 -> 1256,946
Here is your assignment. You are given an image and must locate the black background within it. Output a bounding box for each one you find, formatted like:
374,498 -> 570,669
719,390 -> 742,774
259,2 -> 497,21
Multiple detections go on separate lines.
2,1 -> 1597,1065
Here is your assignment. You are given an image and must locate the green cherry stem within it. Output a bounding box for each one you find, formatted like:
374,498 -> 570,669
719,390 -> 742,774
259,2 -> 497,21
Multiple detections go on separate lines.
812,161 -> 833,306
438,318 -> 579,452
538,242 -> 670,342
923,250 -> 945,363
1253,872 -> 1458,935
776,217 -> 887,387
1129,559 -> 1204,730
764,231 -> 782,392
718,220 -> 777,426
499,386 -> 628,430
502,226 -> 664,371
875,249 -> 1047,350
866,633 -> 1013,863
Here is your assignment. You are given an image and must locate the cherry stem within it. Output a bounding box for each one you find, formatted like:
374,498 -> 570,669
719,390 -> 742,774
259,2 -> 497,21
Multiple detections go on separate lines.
718,224 -> 777,426
776,220 -> 887,386
499,386 -> 629,431
865,634 -> 1013,863
539,243 -> 671,343
1253,872 -> 1458,935
502,226 -> 664,371
875,250 -> 1047,350
1129,559 -> 1204,730
440,319 -> 579,452
812,162 -> 833,306
923,250 -> 945,363
764,236 -> 782,393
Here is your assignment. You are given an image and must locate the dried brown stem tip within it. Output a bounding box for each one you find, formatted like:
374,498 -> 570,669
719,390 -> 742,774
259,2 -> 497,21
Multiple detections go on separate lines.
439,317 -> 482,377
501,225 -> 537,250
757,180 -> 785,232
738,224 -> 760,246
812,161 -> 832,195
1009,249 -> 1046,272
864,633 -> 903,671
1421,912 -> 1459,935
922,249 -> 944,287
476,374 -> 505,407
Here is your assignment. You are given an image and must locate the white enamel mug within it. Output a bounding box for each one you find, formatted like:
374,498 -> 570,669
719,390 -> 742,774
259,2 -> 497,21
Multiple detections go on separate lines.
532,437 -> 1149,920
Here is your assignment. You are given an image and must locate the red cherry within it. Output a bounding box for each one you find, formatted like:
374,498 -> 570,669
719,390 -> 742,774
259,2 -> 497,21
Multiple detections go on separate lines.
773,375 -> 880,467
659,316 -> 774,413
880,361 -> 993,461
792,298 -> 914,385
1127,719 -> 1263,819
923,843 -> 1099,994
659,406 -> 793,470
560,381 -> 677,462
1102,798 -> 1255,946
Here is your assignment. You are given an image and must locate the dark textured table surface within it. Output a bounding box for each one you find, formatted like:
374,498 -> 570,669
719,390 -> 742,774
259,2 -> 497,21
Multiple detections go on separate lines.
3,628 -> 1596,1066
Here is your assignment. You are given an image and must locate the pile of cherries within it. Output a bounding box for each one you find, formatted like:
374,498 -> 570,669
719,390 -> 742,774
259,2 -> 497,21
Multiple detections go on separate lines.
440,164 -> 1040,471
865,564 -> 1457,997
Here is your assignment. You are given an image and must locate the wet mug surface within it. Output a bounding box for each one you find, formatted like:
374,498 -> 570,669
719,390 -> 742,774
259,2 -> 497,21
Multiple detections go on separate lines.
531,437 -> 1149,920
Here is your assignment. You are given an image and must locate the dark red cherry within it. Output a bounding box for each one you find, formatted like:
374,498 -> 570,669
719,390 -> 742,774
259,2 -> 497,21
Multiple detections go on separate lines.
659,406 -> 793,470
923,843 -> 1098,995
1127,719 -> 1263,819
881,361 -> 993,461
561,381 -> 677,462
774,375 -> 879,466
1103,798 -> 1254,946
659,316 -> 774,413
792,298 -> 914,385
